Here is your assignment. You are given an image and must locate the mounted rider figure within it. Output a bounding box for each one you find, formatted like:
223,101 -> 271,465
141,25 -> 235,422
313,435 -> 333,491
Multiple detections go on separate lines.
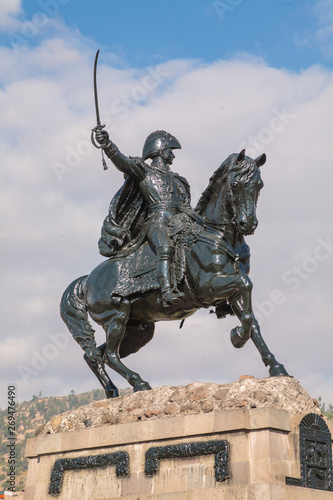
94,128 -> 192,307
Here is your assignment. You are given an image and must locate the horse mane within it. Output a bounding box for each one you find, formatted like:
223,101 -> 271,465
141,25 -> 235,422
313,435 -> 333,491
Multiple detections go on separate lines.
195,153 -> 257,214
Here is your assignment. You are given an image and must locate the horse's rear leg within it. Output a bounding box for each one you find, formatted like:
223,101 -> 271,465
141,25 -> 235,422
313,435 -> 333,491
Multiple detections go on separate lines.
72,332 -> 119,399
61,275 -> 119,398
103,299 -> 152,393
84,343 -> 119,398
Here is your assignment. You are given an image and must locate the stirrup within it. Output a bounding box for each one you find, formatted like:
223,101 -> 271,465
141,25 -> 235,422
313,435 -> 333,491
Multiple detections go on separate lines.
161,288 -> 185,307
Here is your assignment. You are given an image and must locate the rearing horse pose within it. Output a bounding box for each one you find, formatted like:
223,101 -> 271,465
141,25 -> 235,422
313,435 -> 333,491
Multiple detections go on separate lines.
61,149 -> 288,398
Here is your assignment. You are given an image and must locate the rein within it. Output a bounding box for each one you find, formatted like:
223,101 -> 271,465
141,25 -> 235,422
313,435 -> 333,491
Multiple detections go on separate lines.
197,229 -> 250,262
200,170 -> 238,233
196,163 -> 252,265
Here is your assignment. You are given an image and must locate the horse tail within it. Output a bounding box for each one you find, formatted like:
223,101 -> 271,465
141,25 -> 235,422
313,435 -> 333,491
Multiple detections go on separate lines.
60,276 -> 102,363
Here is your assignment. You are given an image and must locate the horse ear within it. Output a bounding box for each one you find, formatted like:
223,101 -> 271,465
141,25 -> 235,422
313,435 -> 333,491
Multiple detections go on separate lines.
237,149 -> 246,163
255,153 -> 266,167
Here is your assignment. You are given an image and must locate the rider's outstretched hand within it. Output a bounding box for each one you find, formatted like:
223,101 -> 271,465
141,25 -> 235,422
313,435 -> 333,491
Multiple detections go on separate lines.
94,128 -> 109,147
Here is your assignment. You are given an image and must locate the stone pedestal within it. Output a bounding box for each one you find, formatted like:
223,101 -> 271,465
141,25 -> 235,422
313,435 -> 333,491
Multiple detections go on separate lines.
24,380 -> 333,499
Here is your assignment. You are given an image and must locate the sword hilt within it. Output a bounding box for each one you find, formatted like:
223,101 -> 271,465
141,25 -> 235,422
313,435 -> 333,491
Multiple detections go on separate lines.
91,124 -> 106,149
91,125 -> 108,170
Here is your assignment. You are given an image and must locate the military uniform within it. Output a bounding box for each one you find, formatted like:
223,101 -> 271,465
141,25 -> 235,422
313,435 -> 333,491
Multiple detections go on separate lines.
96,130 -> 191,306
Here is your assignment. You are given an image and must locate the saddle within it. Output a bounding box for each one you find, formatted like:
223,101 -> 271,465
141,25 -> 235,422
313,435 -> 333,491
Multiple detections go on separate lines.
110,212 -> 203,299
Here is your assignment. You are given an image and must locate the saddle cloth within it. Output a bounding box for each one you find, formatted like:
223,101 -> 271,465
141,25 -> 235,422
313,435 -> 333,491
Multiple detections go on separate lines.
111,241 -> 159,298
110,213 -> 203,298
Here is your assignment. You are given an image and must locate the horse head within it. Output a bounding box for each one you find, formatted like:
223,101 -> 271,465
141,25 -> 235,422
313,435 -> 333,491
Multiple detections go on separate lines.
196,149 -> 266,240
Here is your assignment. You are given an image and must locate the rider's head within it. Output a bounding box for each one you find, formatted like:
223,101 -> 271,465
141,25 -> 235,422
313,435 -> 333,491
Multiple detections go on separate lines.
159,147 -> 175,165
142,130 -> 181,162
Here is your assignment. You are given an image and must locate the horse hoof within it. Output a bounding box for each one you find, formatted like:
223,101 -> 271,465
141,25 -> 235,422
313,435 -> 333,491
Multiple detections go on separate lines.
269,364 -> 289,377
133,381 -> 152,392
230,326 -> 249,349
105,385 -> 119,398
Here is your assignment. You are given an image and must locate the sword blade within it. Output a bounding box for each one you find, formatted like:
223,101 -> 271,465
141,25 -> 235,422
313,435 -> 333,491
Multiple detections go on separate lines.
93,49 -> 101,127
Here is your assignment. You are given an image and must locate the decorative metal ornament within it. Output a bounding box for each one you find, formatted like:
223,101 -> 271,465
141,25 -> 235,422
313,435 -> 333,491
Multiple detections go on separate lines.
286,413 -> 333,491
145,440 -> 230,481
48,452 -> 129,496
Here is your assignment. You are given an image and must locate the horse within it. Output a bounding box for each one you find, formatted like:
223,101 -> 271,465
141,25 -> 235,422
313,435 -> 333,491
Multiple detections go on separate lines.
61,149 -> 289,398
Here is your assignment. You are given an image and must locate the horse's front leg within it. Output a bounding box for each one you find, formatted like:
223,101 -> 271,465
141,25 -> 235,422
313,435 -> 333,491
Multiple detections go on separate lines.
103,299 -> 152,393
209,273 -> 254,348
228,300 -> 289,377
228,274 -> 255,348
250,319 -> 289,376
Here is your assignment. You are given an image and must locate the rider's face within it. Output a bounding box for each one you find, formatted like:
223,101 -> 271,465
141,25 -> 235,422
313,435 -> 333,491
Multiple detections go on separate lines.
161,148 -> 175,165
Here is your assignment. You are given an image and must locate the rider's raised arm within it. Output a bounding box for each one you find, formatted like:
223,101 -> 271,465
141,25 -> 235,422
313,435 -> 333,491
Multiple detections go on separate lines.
104,141 -> 145,180
94,129 -> 145,180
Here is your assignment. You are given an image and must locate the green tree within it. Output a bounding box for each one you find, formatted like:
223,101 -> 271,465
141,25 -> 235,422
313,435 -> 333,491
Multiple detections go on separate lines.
29,407 -> 36,419
318,397 -> 333,420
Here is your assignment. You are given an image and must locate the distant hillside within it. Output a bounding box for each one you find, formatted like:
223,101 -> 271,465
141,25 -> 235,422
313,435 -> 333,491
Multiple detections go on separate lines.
0,388 -> 131,491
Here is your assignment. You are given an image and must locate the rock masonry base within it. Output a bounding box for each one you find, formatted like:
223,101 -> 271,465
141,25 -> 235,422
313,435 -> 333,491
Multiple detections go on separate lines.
24,404 -> 333,499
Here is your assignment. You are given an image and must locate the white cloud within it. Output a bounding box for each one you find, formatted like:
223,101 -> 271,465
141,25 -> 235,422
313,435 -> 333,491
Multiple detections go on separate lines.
297,0 -> 333,60
0,0 -> 21,28
1,19 -> 333,408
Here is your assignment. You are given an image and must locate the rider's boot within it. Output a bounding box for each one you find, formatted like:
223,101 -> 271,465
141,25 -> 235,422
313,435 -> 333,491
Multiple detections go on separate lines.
156,246 -> 184,307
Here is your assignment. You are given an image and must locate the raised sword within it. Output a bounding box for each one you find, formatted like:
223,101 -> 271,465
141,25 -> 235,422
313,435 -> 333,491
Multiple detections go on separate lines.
91,49 -> 108,170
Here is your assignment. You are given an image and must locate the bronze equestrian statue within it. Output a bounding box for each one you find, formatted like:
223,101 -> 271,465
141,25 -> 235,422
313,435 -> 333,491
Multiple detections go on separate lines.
60,126 -> 289,398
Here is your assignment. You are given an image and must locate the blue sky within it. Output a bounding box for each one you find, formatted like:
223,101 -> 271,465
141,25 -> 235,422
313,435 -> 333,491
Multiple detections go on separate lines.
4,0 -> 331,70
1,0 -> 333,408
